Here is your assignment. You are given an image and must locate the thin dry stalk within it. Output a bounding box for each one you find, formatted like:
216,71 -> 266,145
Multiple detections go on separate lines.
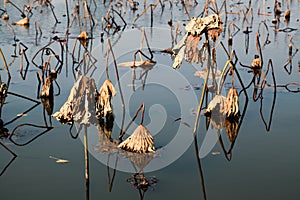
193,34 -> 211,135
119,103 -> 144,140
256,32 -> 263,67
181,0 -> 191,19
107,39 -> 125,111
132,1 -> 159,25
118,103 -> 155,153
7,0 -> 26,17
0,48 -> 11,87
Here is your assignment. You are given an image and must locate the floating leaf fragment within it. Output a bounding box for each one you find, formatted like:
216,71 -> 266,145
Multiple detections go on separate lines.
118,60 -> 156,69
12,17 -> 29,26
56,159 -> 69,163
49,156 -> 69,164
172,117 -> 191,127
17,113 -> 27,117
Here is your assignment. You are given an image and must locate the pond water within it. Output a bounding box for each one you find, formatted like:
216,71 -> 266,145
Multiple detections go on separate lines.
1,0 -> 300,200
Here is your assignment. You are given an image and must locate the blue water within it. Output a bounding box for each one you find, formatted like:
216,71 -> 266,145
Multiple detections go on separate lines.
1,0 -> 300,200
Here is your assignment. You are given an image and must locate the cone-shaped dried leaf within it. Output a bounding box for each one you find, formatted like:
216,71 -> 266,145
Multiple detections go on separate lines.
12,17 -> 29,26
53,76 -> 97,125
205,95 -> 227,116
95,79 -> 116,118
118,125 -> 155,153
205,95 -> 227,130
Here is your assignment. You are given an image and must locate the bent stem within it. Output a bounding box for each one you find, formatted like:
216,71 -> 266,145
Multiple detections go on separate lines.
0,141 -> 17,157
259,59 -> 276,131
107,38 -> 125,132
118,103 -> 144,140
107,39 -> 124,109
217,59 -> 231,95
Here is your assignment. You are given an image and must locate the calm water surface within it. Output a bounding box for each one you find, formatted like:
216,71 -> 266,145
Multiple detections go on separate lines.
0,0 -> 300,200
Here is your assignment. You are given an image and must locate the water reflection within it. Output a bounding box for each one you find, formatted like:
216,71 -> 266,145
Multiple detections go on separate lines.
95,117 -> 118,192
127,173 -> 158,200
1,0 -> 300,199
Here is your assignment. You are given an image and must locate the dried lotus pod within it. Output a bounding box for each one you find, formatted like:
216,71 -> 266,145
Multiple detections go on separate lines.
251,58 -> 262,69
225,87 -> 239,118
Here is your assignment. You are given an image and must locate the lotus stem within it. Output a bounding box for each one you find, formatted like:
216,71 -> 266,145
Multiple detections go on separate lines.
217,59 -> 231,95
193,34 -> 211,135
119,103 -> 144,140
0,48 -> 11,87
